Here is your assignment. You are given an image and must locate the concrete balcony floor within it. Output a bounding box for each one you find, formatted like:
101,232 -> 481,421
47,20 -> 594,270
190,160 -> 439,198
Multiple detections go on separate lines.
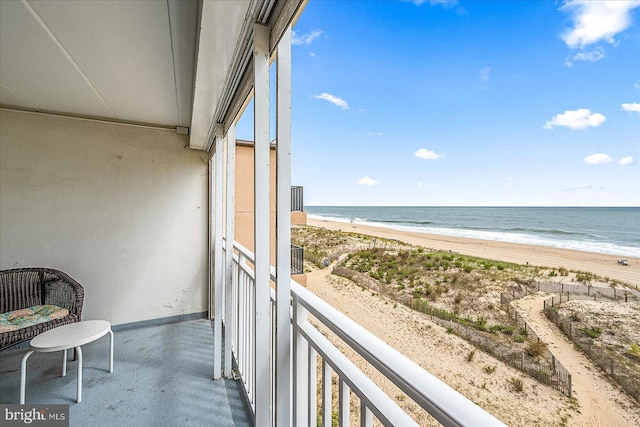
0,319 -> 252,427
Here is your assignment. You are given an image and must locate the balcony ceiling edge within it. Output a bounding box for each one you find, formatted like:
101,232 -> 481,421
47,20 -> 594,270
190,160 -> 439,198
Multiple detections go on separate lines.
189,0 -> 306,152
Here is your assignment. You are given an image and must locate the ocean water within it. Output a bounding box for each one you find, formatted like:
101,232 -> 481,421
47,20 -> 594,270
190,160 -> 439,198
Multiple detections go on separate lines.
305,207 -> 640,258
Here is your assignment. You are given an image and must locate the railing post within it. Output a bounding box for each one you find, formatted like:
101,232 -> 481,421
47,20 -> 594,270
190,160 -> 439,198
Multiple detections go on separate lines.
253,23 -> 271,425
224,126 -> 236,377
276,25 -> 292,427
213,125 -> 224,380
292,295 -> 309,426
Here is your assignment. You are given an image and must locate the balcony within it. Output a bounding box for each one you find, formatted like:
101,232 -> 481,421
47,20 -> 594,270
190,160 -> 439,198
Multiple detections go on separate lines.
0,319 -> 253,426
291,244 -> 304,275
291,186 -> 304,212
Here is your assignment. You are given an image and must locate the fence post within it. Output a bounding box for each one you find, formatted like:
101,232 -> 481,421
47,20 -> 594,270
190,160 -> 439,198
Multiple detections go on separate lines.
521,352 -> 524,370
568,374 -> 572,398
544,300 -> 546,310
561,283 -> 564,293
552,355 -> 556,373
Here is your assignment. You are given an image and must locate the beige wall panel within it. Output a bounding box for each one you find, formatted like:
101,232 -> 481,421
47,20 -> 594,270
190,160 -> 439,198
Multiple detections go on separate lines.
0,110 -> 209,325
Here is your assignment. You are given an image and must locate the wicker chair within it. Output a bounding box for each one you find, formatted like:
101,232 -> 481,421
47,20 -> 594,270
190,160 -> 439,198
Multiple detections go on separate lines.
0,268 -> 84,351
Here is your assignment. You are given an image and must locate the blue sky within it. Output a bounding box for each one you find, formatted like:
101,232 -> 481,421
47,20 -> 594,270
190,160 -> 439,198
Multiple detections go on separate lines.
237,0 -> 640,207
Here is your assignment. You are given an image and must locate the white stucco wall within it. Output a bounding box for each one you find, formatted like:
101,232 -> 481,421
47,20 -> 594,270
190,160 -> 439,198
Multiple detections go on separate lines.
0,110 -> 209,325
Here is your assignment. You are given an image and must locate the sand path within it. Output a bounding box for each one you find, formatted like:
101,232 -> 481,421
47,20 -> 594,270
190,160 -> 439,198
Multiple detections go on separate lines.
513,294 -> 640,426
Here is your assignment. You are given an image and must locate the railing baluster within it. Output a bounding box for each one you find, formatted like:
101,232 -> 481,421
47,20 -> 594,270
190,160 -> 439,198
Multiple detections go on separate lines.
360,401 -> 373,427
323,360 -> 333,427
292,294 -> 309,426
339,380 -> 350,427
308,346 -> 317,427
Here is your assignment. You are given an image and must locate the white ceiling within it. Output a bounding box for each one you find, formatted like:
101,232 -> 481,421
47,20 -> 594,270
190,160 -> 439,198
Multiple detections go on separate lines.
0,0 -> 304,151
0,0 -> 199,130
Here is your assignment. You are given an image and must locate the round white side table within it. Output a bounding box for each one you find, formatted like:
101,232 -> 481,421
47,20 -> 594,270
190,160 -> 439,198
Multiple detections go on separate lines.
20,320 -> 114,404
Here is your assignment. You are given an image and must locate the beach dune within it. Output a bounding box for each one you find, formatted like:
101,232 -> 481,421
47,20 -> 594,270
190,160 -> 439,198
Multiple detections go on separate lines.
307,218 -> 640,288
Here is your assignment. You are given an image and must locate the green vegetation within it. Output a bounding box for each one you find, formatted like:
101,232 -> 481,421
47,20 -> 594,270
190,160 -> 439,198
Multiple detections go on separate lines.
581,327 -> 602,339
483,365 -> 496,374
467,348 -> 476,362
510,377 -> 524,392
525,340 -> 548,358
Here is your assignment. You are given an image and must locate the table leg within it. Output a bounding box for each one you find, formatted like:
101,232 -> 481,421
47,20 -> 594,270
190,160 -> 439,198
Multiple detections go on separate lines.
62,349 -> 67,377
108,329 -> 114,373
20,350 -> 34,404
76,346 -> 83,403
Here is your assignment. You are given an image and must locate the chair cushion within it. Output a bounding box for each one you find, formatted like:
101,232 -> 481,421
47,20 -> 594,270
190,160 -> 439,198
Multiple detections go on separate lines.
0,305 -> 70,332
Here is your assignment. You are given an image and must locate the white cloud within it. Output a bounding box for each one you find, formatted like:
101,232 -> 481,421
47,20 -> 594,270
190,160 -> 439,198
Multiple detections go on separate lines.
406,0 -> 467,13
417,182 -> 427,187
357,176 -> 380,186
292,29 -> 323,46
621,102 -> 640,113
478,67 -> 491,82
565,46 -> 605,66
584,153 -> 612,164
619,156 -> 634,165
313,93 -> 349,110
414,148 -> 445,160
561,1 -> 640,49
635,83 -> 640,90
563,184 -> 592,192
544,108 -> 606,130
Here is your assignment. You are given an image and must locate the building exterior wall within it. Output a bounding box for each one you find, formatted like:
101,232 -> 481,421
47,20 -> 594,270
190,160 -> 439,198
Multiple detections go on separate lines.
291,211 -> 307,225
234,144 -> 277,265
0,110 -> 209,325
234,143 -> 306,285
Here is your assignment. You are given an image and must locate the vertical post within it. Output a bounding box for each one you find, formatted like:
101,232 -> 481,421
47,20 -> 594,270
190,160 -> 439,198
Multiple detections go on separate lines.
568,374 -> 572,397
339,380 -> 350,426
322,361 -> 332,427
253,22 -> 271,426
275,25 -> 292,427
293,296 -> 309,426
213,126 -> 224,380
208,156 -> 214,320
224,125 -> 236,377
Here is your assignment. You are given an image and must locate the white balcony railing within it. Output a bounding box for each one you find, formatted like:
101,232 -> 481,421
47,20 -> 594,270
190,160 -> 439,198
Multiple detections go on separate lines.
225,240 -> 506,426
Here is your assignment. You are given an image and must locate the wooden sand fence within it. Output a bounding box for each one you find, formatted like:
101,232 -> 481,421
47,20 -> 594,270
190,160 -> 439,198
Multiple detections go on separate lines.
500,281 -> 639,307
333,266 -> 573,397
544,296 -> 640,404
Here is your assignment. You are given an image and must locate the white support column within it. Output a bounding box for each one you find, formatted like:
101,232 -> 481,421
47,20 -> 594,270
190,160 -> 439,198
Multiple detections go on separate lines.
253,23 -> 271,425
275,25 -> 292,427
224,125 -> 236,377
213,125 -> 224,380
208,156 -> 214,320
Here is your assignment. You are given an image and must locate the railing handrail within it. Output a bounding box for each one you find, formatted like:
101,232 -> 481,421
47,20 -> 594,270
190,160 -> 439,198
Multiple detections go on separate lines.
232,241 -> 505,427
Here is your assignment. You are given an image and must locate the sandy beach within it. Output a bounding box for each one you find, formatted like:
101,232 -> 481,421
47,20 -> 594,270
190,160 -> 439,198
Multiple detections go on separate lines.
308,217 -> 640,288
302,218 -> 640,426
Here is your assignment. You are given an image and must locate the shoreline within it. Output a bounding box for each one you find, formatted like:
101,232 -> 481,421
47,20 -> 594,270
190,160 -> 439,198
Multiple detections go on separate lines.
307,217 -> 640,288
